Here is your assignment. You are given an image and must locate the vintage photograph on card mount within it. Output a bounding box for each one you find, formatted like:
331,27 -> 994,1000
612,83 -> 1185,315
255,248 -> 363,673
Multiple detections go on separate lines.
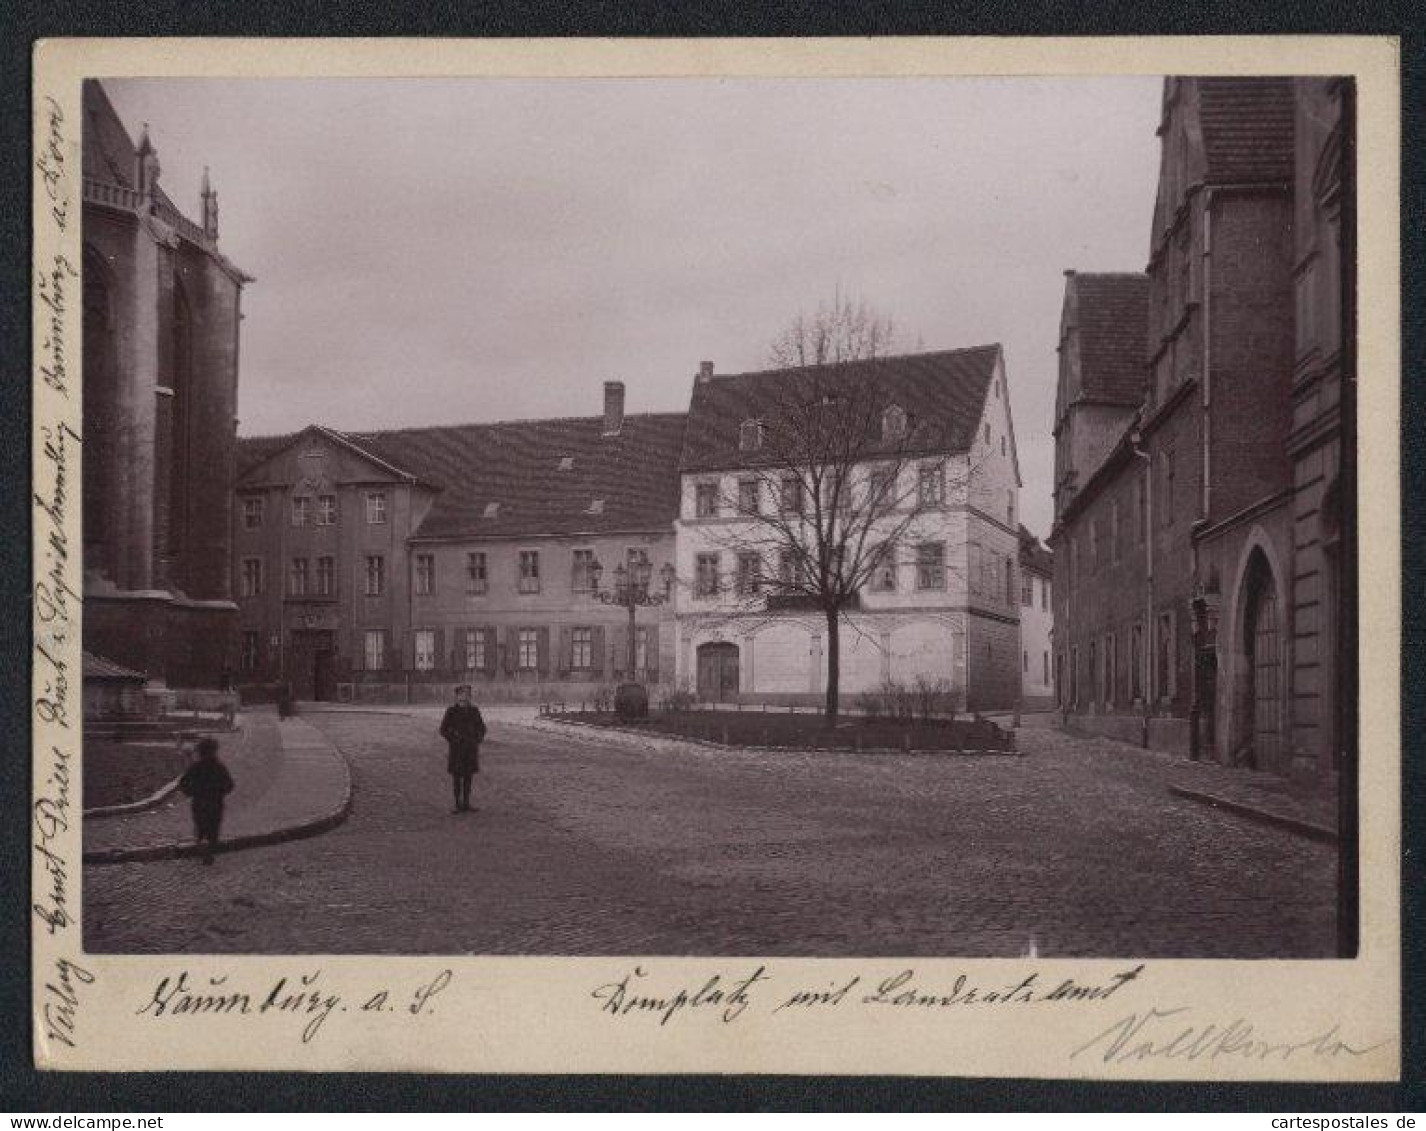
74,70 -> 1361,963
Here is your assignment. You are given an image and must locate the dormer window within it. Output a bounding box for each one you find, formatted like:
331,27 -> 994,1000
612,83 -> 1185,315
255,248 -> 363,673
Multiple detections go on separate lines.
882,404 -> 907,440
739,419 -> 764,452
559,456 -> 575,471
587,499 -> 605,515
483,502 -> 501,519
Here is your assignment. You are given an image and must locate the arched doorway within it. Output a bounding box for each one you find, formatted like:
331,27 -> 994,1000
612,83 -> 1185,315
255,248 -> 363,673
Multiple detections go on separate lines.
1242,552 -> 1283,770
696,642 -> 740,702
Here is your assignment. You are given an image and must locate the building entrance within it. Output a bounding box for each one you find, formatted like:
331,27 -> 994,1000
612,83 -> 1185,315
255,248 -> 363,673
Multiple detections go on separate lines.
289,629 -> 337,701
696,642 -> 740,702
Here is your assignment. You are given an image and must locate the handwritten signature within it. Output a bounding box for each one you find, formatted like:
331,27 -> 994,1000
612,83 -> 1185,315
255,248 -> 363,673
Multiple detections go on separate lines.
41,957 -> 94,1049
1070,1005 -> 1391,1064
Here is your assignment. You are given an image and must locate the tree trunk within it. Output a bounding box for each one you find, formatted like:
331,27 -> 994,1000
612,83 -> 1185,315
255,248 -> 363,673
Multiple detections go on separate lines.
824,606 -> 840,722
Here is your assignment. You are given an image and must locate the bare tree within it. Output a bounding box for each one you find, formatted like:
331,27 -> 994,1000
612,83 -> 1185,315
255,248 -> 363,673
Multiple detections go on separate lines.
695,297 -> 975,721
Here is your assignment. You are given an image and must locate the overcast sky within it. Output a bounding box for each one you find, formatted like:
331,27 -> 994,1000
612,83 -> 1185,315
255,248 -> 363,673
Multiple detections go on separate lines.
104,76 -> 1163,538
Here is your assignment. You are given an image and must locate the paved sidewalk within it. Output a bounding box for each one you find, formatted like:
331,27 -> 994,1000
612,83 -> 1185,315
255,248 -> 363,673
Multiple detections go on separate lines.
84,708 -> 352,864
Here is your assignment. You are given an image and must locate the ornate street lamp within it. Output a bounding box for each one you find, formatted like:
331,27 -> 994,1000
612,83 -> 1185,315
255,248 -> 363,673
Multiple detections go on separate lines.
590,556 -> 676,718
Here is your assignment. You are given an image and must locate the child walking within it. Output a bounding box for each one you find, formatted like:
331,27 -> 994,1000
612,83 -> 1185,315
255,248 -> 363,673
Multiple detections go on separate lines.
179,736 -> 235,864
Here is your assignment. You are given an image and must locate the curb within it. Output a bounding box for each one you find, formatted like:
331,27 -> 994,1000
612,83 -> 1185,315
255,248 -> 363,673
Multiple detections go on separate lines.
83,740 -> 356,866
1168,785 -> 1337,844
534,716 -> 1021,757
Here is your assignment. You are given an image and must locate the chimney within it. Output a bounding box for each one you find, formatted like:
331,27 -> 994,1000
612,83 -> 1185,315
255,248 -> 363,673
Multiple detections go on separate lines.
603,380 -> 625,436
697,360 -> 714,383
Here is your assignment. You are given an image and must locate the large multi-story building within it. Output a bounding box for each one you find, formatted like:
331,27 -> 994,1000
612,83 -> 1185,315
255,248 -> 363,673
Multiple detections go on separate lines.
82,79 -> 250,693
1050,76 -> 1352,792
234,384 -> 686,701
674,347 -> 1023,710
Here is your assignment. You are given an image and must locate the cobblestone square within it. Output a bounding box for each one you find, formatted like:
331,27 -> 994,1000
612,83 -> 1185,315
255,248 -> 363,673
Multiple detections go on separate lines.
84,710 -> 1340,957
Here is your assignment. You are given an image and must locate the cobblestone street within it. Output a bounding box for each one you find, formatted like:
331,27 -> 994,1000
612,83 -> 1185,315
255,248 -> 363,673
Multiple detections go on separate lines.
84,710 -> 1339,957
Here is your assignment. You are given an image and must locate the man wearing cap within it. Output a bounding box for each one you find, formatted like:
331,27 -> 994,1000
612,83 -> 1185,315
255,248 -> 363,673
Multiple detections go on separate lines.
439,684 -> 487,813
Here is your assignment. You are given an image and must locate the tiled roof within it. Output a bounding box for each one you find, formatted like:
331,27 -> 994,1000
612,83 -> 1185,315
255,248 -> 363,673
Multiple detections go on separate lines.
1074,273 -> 1150,407
680,346 -> 1002,472
83,650 -> 147,682
1017,525 -> 1054,576
1197,78 -> 1295,185
238,414 -> 688,540
82,81 -> 137,189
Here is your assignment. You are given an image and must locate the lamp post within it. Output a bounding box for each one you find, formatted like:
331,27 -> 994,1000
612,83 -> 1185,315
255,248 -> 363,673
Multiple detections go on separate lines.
590,557 -> 676,717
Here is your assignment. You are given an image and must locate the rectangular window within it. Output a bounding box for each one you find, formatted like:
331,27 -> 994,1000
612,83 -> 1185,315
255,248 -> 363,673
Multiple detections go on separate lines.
917,464 -> 945,507
242,497 -> 263,529
518,550 -> 540,594
1105,634 -> 1117,706
1157,611 -> 1174,699
916,542 -> 946,590
1043,579 -> 1051,610
365,492 -> 387,525
735,552 -> 761,596
241,557 -> 263,597
695,482 -> 719,519
780,476 -> 804,515
291,496 -> 311,527
635,626 -> 650,672
1111,499 -> 1121,563
871,543 -> 897,592
464,628 -> 486,671
1021,573 -> 1033,607
414,629 -> 436,672
316,556 -> 334,596
241,630 -> 260,672
695,553 -> 720,597
517,628 -> 538,670
1131,623 -> 1144,700
415,553 -> 435,596
317,494 -> 337,526
865,465 -> 897,511
289,557 -> 309,596
571,549 -> 596,592
778,549 -> 799,590
365,555 -> 385,596
737,479 -> 760,516
1089,640 -> 1098,703
467,552 -> 487,595
364,630 -> 385,671
571,627 -> 593,669
1005,557 -> 1015,606
1043,651 -> 1049,685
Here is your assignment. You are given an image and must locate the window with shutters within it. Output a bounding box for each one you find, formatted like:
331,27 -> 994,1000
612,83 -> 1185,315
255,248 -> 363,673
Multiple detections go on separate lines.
571,627 -> 593,669
465,628 -> 485,671
517,628 -> 538,669
414,630 -> 436,672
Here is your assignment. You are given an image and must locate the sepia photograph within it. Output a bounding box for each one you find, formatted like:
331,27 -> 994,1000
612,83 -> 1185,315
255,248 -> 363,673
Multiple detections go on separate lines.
69,66 -> 1363,966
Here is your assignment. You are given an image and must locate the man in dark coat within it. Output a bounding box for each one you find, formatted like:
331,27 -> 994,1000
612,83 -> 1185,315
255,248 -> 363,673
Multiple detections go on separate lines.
179,736 -> 235,864
439,685 -> 487,813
